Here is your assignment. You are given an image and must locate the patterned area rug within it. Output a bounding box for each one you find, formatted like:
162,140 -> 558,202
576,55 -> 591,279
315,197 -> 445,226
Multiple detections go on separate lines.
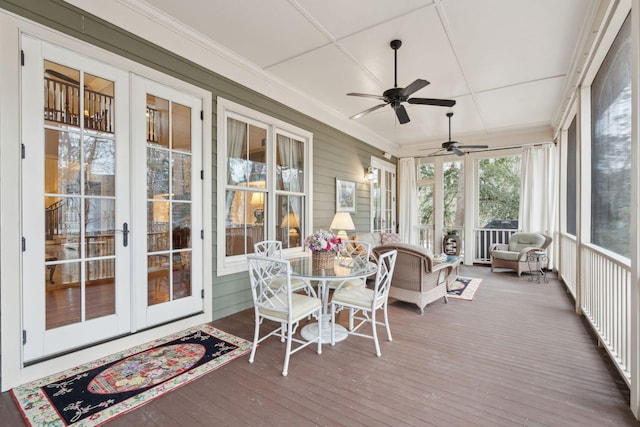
11,325 -> 251,426
447,277 -> 482,300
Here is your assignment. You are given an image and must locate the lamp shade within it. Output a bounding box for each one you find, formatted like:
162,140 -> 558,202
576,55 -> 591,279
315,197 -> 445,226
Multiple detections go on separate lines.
251,192 -> 264,205
330,212 -> 355,240
280,212 -> 300,229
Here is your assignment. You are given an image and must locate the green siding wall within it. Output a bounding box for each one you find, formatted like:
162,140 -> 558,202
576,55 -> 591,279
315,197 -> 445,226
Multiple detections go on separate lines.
1,0 -> 394,320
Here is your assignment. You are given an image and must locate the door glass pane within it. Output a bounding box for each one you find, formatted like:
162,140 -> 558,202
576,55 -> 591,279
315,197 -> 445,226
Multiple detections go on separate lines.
84,136 -> 115,196
84,73 -> 114,133
418,184 -> 434,252
172,152 -> 191,200
148,200 -> 170,252
147,95 -> 169,148
148,254 -> 170,305
86,258 -> 115,320
172,102 -> 191,152
43,62 -> 117,330
147,146 -> 170,198
146,95 -> 193,304
44,61 -> 80,127
45,128 -> 81,194
46,261 -> 81,329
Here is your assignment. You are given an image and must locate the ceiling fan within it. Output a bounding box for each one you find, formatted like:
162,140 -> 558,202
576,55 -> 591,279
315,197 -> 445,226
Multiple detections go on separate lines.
347,39 -> 456,124
427,112 -> 488,157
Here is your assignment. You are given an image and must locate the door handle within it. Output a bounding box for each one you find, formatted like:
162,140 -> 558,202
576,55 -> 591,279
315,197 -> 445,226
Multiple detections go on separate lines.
116,222 -> 130,247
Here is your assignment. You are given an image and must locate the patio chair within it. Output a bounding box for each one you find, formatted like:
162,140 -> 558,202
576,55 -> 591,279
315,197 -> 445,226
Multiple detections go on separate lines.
247,255 -> 322,376
489,232 -> 552,276
333,239 -> 372,289
330,249 -> 397,357
254,240 -> 314,295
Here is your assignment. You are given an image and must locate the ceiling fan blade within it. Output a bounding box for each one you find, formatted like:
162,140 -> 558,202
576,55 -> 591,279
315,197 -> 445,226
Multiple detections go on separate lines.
407,97 -> 456,107
349,103 -> 388,120
459,144 -> 489,149
401,79 -> 430,97
426,148 -> 450,157
394,104 -> 410,124
451,147 -> 465,156
347,92 -> 387,102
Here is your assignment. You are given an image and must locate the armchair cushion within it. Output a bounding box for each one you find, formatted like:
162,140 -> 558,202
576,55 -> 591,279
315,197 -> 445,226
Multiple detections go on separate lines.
490,232 -> 552,277
507,232 -> 547,254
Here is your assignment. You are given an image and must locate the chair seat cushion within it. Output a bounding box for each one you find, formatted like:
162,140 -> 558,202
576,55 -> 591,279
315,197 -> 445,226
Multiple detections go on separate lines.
259,293 -> 321,320
270,276 -> 309,292
332,286 -> 384,308
491,249 -> 522,261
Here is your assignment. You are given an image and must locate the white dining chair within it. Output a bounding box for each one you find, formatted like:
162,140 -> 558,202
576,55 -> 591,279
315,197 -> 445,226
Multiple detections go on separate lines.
330,249 -> 397,357
254,240 -> 315,296
247,255 -> 322,376
334,239 -> 372,289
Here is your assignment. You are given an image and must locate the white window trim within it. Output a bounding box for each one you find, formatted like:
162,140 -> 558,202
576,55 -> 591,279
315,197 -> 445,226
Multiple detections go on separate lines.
216,97 -> 313,276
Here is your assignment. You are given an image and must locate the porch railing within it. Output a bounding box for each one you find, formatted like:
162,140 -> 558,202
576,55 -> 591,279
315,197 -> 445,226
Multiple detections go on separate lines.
559,233 -> 577,298
473,228 -> 519,263
580,244 -> 631,384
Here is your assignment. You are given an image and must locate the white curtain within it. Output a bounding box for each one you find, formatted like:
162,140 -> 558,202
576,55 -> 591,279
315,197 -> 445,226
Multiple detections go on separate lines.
519,144 -> 557,268
399,157 -> 418,245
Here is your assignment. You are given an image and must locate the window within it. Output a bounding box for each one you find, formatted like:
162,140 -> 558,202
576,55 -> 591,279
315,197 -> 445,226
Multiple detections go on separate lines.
590,14 -> 631,259
217,98 -> 311,274
417,161 -> 435,252
566,116 -> 577,236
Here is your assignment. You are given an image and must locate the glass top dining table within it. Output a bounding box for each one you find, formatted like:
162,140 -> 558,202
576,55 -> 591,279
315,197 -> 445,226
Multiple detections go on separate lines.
288,254 -> 378,343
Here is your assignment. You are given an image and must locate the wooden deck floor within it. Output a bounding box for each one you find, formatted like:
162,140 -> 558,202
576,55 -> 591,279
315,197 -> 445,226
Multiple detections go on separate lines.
1,265 -> 638,426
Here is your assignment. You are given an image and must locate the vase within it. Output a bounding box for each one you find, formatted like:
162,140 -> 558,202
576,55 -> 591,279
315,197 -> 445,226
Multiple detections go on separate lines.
312,251 -> 334,269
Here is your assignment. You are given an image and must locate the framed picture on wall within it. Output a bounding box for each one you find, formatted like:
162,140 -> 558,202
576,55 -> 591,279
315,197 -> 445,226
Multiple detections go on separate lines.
336,178 -> 356,213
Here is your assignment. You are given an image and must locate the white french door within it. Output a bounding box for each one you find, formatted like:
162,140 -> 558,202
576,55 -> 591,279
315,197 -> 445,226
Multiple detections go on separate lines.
21,36 -> 203,362
131,76 -> 203,329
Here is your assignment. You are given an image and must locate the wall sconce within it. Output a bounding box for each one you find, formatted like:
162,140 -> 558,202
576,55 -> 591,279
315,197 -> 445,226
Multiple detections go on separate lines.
364,166 -> 375,181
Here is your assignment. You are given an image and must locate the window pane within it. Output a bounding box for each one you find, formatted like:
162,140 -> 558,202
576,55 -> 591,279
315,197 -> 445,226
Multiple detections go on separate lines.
276,134 -> 304,192
590,14 -> 631,258
224,189 -> 264,256
277,195 -> 304,249
418,163 -> 435,181
417,184 -> 434,252
443,161 -> 464,228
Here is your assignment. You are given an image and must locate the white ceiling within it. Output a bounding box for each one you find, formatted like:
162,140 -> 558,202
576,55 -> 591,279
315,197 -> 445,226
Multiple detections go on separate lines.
118,0 -> 599,155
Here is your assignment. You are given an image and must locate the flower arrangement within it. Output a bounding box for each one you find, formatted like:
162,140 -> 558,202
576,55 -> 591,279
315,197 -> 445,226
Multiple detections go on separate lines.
305,229 -> 344,253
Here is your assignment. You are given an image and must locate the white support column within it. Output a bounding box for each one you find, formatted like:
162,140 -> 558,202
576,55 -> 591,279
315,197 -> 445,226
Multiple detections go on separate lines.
629,0 -> 640,418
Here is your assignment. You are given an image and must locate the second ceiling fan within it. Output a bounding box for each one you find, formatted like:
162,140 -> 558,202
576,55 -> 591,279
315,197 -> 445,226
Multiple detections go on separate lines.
347,39 -> 456,124
427,112 -> 488,157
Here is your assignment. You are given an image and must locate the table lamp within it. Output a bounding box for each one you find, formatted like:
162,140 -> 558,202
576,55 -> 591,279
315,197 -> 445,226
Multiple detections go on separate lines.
251,192 -> 264,223
280,212 -> 300,246
330,212 -> 355,240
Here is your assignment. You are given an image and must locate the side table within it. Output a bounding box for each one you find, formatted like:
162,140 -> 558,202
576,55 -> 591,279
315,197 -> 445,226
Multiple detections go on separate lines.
527,250 -> 548,284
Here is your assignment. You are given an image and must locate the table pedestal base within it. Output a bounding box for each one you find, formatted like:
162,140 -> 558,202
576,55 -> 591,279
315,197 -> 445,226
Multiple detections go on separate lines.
301,316 -> 348,343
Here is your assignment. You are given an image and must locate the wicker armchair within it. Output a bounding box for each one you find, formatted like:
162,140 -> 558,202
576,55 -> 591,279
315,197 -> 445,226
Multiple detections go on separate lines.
372,243 -> 451,315
489,232 -> 552,276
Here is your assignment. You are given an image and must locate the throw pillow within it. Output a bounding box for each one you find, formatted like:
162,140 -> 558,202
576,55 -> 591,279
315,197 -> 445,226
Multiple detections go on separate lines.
381,232 -> 402,244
